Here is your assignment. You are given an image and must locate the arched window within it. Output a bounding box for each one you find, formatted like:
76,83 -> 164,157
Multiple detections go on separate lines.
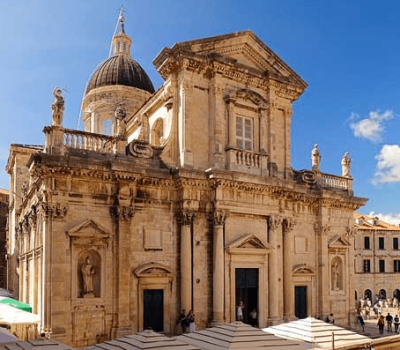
364,289 -> 372,301
151,118 -> 164,147
379,289 -> 387,299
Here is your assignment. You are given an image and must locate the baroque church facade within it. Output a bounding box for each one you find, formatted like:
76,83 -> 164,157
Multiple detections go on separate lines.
6,14 -> 367,347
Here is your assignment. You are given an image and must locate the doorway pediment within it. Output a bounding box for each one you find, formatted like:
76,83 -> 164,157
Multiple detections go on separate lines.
66,219 -> 110,241
328,235 -> 350,250
226,233 -> 271,255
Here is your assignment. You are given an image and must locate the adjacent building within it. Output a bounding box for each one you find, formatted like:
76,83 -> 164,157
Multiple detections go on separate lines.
353,212 -> 400,302
6,13 -> 367,348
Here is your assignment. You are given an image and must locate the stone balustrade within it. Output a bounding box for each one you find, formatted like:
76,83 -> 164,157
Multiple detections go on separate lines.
43,126 -> 126,155
64,129 -> 114,153
226,147 -> 268,176
320,173 -> 353,192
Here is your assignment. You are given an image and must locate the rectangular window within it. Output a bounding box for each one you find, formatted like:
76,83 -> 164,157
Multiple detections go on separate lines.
394,238 -> 399,250
379,259 -> 385,273
364,237 -> 370,250
236,116 -> 253,151
363,260 -> 371,273
379,237 -> 385,250
394,260 -> 400,272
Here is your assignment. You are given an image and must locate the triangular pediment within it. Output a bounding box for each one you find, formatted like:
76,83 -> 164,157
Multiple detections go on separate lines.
155,30 -> 307,91
226,233 -> 272,252
328,235 -> 351,249
66,219 -> 110,239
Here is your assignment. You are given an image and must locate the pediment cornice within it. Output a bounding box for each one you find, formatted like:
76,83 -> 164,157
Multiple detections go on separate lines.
226,233 -> 272,255
66,219 -> 111,240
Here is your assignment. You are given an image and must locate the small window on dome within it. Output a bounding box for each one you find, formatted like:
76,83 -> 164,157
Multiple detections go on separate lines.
117,41 -> 121,53
123,42 -> 127,52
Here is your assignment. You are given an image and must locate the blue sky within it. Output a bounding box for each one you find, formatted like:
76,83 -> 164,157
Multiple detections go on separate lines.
1,1 -> 400,223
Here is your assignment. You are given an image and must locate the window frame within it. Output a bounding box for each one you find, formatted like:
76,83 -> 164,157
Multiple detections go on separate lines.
379,259 -> 385,273
363,259 -> 371,273
364,237 -> 370,250
235,115 -> 254,151
394,237 -> 399,250
378,237 -> 385,250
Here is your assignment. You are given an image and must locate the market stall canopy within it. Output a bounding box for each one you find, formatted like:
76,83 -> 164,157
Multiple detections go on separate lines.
0,297 -> 31,312
0,304 -> 39,325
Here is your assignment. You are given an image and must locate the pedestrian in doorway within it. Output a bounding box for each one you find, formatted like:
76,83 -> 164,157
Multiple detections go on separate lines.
357,314 -> 365,332
386,313 -> 393,332
236,301 -> 245,321
394,314 -> 400,333
177,309 -> 187,334
186,310 -> 196,333
249,309 -> 257,327
328,313 -> 334,324
377,315 -> 385,334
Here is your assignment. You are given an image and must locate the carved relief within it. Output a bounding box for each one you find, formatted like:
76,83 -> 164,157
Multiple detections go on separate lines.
314,223 -> 331,236
127,140 -> 154,158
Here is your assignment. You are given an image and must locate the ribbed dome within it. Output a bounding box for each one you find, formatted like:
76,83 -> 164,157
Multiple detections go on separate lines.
85,54 -> 155,95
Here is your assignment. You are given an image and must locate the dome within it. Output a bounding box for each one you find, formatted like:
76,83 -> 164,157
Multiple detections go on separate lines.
85,55 -> 155,95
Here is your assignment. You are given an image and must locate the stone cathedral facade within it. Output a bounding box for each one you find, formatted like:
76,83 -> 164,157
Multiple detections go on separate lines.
6,14 -> 367,348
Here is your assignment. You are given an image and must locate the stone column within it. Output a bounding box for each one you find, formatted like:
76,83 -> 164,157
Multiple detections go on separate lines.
210,211 -> 227,324
283,107 -> 293,178
178,211 -> 195,313
268,216 -> 281,324
110,202 -> 135,337
283,218 -> 296,320
315,223 -> 330,318
39,202 -> 53,336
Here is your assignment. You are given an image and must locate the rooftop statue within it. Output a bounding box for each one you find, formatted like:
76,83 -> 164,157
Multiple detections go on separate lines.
341,152 -> 351,177
311,144 -> 321,171
51,87 -> 65,127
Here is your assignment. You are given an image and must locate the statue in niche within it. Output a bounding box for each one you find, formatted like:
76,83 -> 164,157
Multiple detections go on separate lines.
332,261 -> 340,291
311,144 -> 321,171
51,87 -> 65,127
81,256 -> 95,297
114,105 -> 126,138
341,152 -> 351,177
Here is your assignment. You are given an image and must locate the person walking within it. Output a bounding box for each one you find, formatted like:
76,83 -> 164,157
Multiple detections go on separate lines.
386,313 -> 393,332
378,315 -> 385,334
394,314 -> 400,333
357,314 -> 365,332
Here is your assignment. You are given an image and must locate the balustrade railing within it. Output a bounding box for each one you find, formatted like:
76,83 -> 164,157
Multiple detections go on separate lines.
64,129 -> 114,153
320,173 -> 352,191
234,149 -> 260,168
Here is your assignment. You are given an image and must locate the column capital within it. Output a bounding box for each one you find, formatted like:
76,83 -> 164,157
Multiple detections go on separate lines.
283,218 -> 297,234
314,223 -> 331,236
177,211 -> 195,226
209,210 -> 228,226
268,215 -> 282,232
110,205 -> 134,223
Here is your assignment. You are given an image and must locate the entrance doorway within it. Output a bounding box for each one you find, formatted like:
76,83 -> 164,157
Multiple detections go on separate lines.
235,268 -> 258,324
295,286 -> 307,319
143,289 -> 163,332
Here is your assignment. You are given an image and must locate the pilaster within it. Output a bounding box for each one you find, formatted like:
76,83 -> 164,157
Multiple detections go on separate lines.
283,218 -> 296,320
268,215 -> 281,324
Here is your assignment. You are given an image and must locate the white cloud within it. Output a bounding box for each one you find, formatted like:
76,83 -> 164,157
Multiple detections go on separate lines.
349,110 -> 393,142
369,211 -> 400,226
372,144 -> 400,184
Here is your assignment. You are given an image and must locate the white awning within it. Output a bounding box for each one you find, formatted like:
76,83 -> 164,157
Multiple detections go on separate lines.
0,304 -> 40,325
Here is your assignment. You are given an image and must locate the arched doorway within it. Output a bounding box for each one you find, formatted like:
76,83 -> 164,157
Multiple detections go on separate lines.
355,290 -> 358,301
393,289 -> 400,299
379,289 -> 387,299
364,289 -> 372,301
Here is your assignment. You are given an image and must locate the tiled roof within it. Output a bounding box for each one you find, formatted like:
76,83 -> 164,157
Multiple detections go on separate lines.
354,212 -> 400,231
